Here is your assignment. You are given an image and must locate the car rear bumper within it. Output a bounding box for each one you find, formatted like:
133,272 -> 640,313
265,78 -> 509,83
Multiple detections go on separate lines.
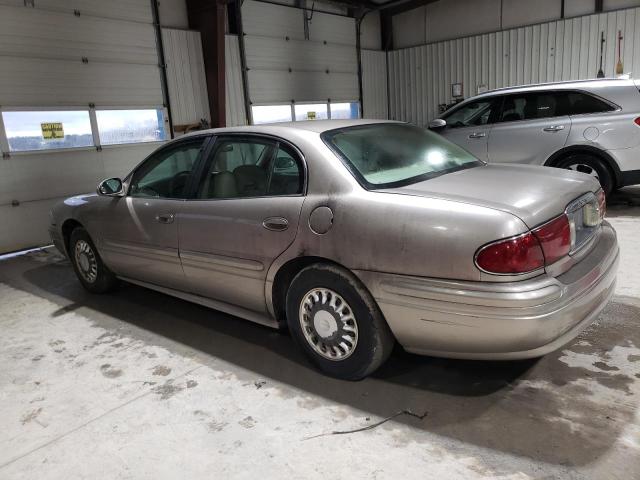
354,222 -> 619,360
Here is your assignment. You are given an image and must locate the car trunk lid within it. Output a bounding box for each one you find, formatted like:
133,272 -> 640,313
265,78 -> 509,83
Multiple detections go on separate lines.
379,163 -> 601,229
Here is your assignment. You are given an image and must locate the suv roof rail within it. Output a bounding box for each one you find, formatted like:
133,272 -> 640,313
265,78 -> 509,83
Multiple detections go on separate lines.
479,77 -> 631,96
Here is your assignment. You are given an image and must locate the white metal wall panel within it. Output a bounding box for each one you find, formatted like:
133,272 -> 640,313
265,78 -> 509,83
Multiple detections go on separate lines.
0,0 -> 153,23
0,5 -> 157,65
0,143 -> 160,253
0,57 -> 163,107
387,6 -> 640,124
162,28 -> 210,126
242,0 -> 305,40
244,36 -> 357,73
247,70 -> 357,104
242,0 -> 358,107
225,35 -> 247,127
361,50 -> 388,119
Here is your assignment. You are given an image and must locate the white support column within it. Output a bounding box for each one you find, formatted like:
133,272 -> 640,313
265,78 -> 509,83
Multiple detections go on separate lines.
0,108 -> 11,157
88,106 -> 101,151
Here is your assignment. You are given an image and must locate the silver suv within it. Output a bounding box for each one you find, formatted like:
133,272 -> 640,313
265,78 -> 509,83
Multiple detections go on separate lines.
429,79 -> 640,195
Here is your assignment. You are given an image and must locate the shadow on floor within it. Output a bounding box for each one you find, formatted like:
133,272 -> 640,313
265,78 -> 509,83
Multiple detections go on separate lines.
3,253 -> 639,469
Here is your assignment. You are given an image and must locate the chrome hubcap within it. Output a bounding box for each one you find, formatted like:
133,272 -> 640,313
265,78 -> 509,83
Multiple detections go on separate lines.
74,240 -> 98,283
566,163 -> 600,181
299,288 -> 358,361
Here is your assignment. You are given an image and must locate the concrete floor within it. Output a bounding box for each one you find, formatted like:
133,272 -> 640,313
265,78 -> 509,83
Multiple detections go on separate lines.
1,189 -> 640,480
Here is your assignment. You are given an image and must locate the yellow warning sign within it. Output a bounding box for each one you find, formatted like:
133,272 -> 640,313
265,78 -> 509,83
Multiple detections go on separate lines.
41,122 -> 64,140
307,111 -> 316,120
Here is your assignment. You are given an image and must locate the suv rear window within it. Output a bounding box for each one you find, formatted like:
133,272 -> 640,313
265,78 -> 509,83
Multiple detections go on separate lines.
565,92 -> 615,115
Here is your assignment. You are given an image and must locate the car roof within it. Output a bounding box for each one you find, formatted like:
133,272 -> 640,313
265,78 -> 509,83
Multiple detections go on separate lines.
473,77 -> 637,99
184,119 -> 399,138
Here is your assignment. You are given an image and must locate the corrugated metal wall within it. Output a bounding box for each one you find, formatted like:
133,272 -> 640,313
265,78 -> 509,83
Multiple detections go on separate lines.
361,50 -> 388,119
241,0 -> 358,109
225,35 -> 248,127
162,28 -> 210,126
387,6 -> 640,125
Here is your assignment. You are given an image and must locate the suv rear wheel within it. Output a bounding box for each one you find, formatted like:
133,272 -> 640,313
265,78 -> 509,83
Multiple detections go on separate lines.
557,154 -> 614,196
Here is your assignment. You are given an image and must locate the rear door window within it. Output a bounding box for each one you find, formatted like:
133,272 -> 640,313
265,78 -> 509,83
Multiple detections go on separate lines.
498,93 -> 564,122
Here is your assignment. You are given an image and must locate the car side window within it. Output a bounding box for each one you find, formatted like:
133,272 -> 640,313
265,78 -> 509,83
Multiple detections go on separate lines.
129,137 -> 206,199
196,138 -> 303,199
443,99 -> 496,128
267,145 -> 303,196
498,93 -> 564,122
566,91 -> 615,115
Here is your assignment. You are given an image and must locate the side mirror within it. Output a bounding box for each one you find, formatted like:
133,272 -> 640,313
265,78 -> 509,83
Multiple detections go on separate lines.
428,119 -> 447,130
97,178 -> 124,197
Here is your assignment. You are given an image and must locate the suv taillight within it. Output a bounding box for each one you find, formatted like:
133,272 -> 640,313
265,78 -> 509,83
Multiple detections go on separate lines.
476,214 -> 572,274
634,117 -> 640,127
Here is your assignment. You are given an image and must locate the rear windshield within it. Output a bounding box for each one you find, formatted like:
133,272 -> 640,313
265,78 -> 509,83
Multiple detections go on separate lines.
322,123 -> 481,189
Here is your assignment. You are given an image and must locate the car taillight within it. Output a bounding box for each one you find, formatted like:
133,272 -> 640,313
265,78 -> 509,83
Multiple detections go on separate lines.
635,117 -> 640,127
531,215 -> 571,265
476,214 -> 573,274
596,188 -> 606,219
475,233 -> 544,274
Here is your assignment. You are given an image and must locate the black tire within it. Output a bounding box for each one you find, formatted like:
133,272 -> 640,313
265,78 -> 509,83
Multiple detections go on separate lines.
557,154 -> 614,196
286,263 -> 395,380
69,227 -> 118,293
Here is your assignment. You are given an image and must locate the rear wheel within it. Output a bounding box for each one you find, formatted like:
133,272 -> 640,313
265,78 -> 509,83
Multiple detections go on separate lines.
557,154 -> 614,196
69,227 -> 118,293
286,264 -> 394,380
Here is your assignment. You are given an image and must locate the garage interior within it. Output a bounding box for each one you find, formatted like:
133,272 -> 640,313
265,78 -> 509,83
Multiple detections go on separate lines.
1,0 -> 640,478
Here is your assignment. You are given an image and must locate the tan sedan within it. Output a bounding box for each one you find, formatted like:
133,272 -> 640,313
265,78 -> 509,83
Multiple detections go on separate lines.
49,120 -> 618,379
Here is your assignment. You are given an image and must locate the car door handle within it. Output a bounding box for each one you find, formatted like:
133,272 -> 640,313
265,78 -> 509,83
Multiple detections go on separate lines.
468,132 -> 487,139
156,213 -> 175,224
543,125 -> 565,132
262,217 -> 289,231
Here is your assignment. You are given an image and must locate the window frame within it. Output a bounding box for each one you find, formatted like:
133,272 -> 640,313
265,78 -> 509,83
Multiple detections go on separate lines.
125,134 -> 213,200
440,97 -> 502,128
493,89 -> 620,124
250,100 -> 361,125
0,105 -> 95,155
562,89 -> 620,116
0,105 -> 169,156
186,133 -> 308,201
95,106 -> 170,147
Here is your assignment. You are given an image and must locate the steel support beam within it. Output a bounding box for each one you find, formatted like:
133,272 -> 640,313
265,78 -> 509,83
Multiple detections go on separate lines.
187,0 -> 226,127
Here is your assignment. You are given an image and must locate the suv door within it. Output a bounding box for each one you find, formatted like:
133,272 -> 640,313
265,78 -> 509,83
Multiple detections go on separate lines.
487,91 -> 571,164
438,97 -> 500,161
178,135 -> 305,313
99,136 -> 209,289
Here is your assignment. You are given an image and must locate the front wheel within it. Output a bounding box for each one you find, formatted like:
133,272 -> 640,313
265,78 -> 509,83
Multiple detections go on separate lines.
69,227 -> 118,293
557,154 -> 614,196
286,264 -> 394,380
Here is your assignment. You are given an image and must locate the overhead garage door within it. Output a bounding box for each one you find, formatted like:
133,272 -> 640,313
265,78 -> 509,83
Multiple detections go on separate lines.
241,0 -> 360,123
0,0 -> 167,253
